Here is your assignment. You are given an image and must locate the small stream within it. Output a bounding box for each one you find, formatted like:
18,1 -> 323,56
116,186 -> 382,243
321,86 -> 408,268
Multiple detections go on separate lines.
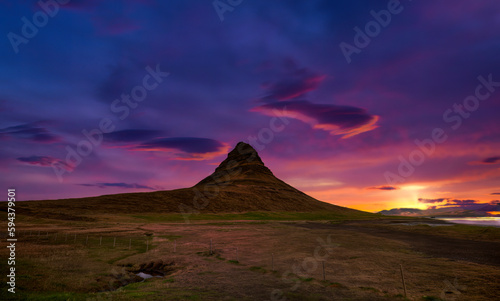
136,272 -> 163,281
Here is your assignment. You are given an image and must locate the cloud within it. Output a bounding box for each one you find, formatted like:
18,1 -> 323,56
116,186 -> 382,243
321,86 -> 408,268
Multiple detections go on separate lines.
470,156 -> 500,165
491,193 -> 500,195
252,100 -> 379,138
17,156 -> 71,170
78,182 -> 156,190
442,199 -> 479,206
418,197 -> 500,213
482,156 -> 500,164
367,185 -> 399,190
259,60 -> 326,103
380,199 -> 500,217
133,137 -> 229,160
418,198 -> 447,204
0,123 -> 59,143
105,129 -> 164,143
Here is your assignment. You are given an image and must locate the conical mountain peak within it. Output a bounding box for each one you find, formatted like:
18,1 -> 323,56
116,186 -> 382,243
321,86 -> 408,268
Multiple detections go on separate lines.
195,141 -> 274,187
225,142 -> 264,166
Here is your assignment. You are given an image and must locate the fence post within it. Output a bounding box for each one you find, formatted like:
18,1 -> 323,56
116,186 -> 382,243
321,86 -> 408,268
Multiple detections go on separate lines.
400,264 -> 407,298
146,239 -> 149,251
113,237 -> 116,248
322,261 -> 326,281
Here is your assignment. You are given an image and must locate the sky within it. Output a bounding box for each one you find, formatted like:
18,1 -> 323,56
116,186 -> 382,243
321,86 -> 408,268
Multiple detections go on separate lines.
1,0 -> 499,213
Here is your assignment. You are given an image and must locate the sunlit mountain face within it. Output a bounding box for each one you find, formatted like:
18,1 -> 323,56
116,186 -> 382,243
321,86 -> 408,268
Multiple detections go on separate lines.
1,1 -> 499,213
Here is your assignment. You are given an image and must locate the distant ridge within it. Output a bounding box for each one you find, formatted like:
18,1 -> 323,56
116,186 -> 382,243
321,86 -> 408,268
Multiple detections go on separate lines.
18,142 -> 370,219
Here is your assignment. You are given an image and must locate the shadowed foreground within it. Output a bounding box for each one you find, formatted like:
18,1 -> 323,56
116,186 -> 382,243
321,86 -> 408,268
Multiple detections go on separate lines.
1,215 -> 499,300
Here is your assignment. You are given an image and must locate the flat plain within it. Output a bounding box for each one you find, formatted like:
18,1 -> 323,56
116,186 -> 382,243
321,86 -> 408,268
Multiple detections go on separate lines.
1,212 -> 499,301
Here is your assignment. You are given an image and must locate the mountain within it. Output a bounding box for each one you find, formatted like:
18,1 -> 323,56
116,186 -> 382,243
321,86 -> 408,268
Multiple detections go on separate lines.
17,142 -> 369,219
379,204 -> 500,217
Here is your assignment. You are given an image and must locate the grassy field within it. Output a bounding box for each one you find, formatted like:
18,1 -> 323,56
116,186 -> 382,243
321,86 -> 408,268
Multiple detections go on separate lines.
1,212 -> 499,300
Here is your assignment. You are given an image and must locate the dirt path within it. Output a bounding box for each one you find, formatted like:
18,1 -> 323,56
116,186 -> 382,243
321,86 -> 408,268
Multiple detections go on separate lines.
294,221 -> 500,267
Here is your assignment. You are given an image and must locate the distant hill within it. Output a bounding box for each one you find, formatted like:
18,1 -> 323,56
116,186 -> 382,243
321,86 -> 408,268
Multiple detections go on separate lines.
17,142 -> 370,220
379,204 -> 500,217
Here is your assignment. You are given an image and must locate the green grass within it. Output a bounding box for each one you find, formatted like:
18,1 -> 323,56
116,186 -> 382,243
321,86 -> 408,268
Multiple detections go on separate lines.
384,223 -> 500,242
158,234 -> 182,240
129,211 -> 379,223
22,292 -> 89,301
421,296 -> 444,301
300,277 -> 314,282
324,281 -> 345,288
121,282 -> 145,291
249,266 -> 267,273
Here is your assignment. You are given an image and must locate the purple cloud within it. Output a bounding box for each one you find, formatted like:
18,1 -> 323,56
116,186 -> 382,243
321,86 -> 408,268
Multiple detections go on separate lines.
0,123 -> 59,143
443,199 -> 479,206
105,129 -> 164,143
367,185 -> 399,190
252,100 -> 379,138
418,198 -> 447,204
482,156 -> 500,164
260,61 -> 325,103
17,156 -> 71,170
133,137 -> 229,160
491,193 -> 500,195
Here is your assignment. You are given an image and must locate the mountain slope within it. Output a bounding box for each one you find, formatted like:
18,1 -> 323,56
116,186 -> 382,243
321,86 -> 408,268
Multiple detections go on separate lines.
17,142 -> 369,218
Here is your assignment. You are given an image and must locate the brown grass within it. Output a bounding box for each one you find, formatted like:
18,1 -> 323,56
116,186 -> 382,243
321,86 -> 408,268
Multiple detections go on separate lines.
1,215 -> 499,300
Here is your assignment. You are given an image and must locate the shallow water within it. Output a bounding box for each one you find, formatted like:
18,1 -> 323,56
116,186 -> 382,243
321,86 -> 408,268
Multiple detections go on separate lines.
136,272 -> 163,282
136,272 -> 154,280
436,217 -> 500,227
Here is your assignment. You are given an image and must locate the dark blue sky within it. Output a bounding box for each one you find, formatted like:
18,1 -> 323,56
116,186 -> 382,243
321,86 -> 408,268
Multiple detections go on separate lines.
1,0 -> 499,212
